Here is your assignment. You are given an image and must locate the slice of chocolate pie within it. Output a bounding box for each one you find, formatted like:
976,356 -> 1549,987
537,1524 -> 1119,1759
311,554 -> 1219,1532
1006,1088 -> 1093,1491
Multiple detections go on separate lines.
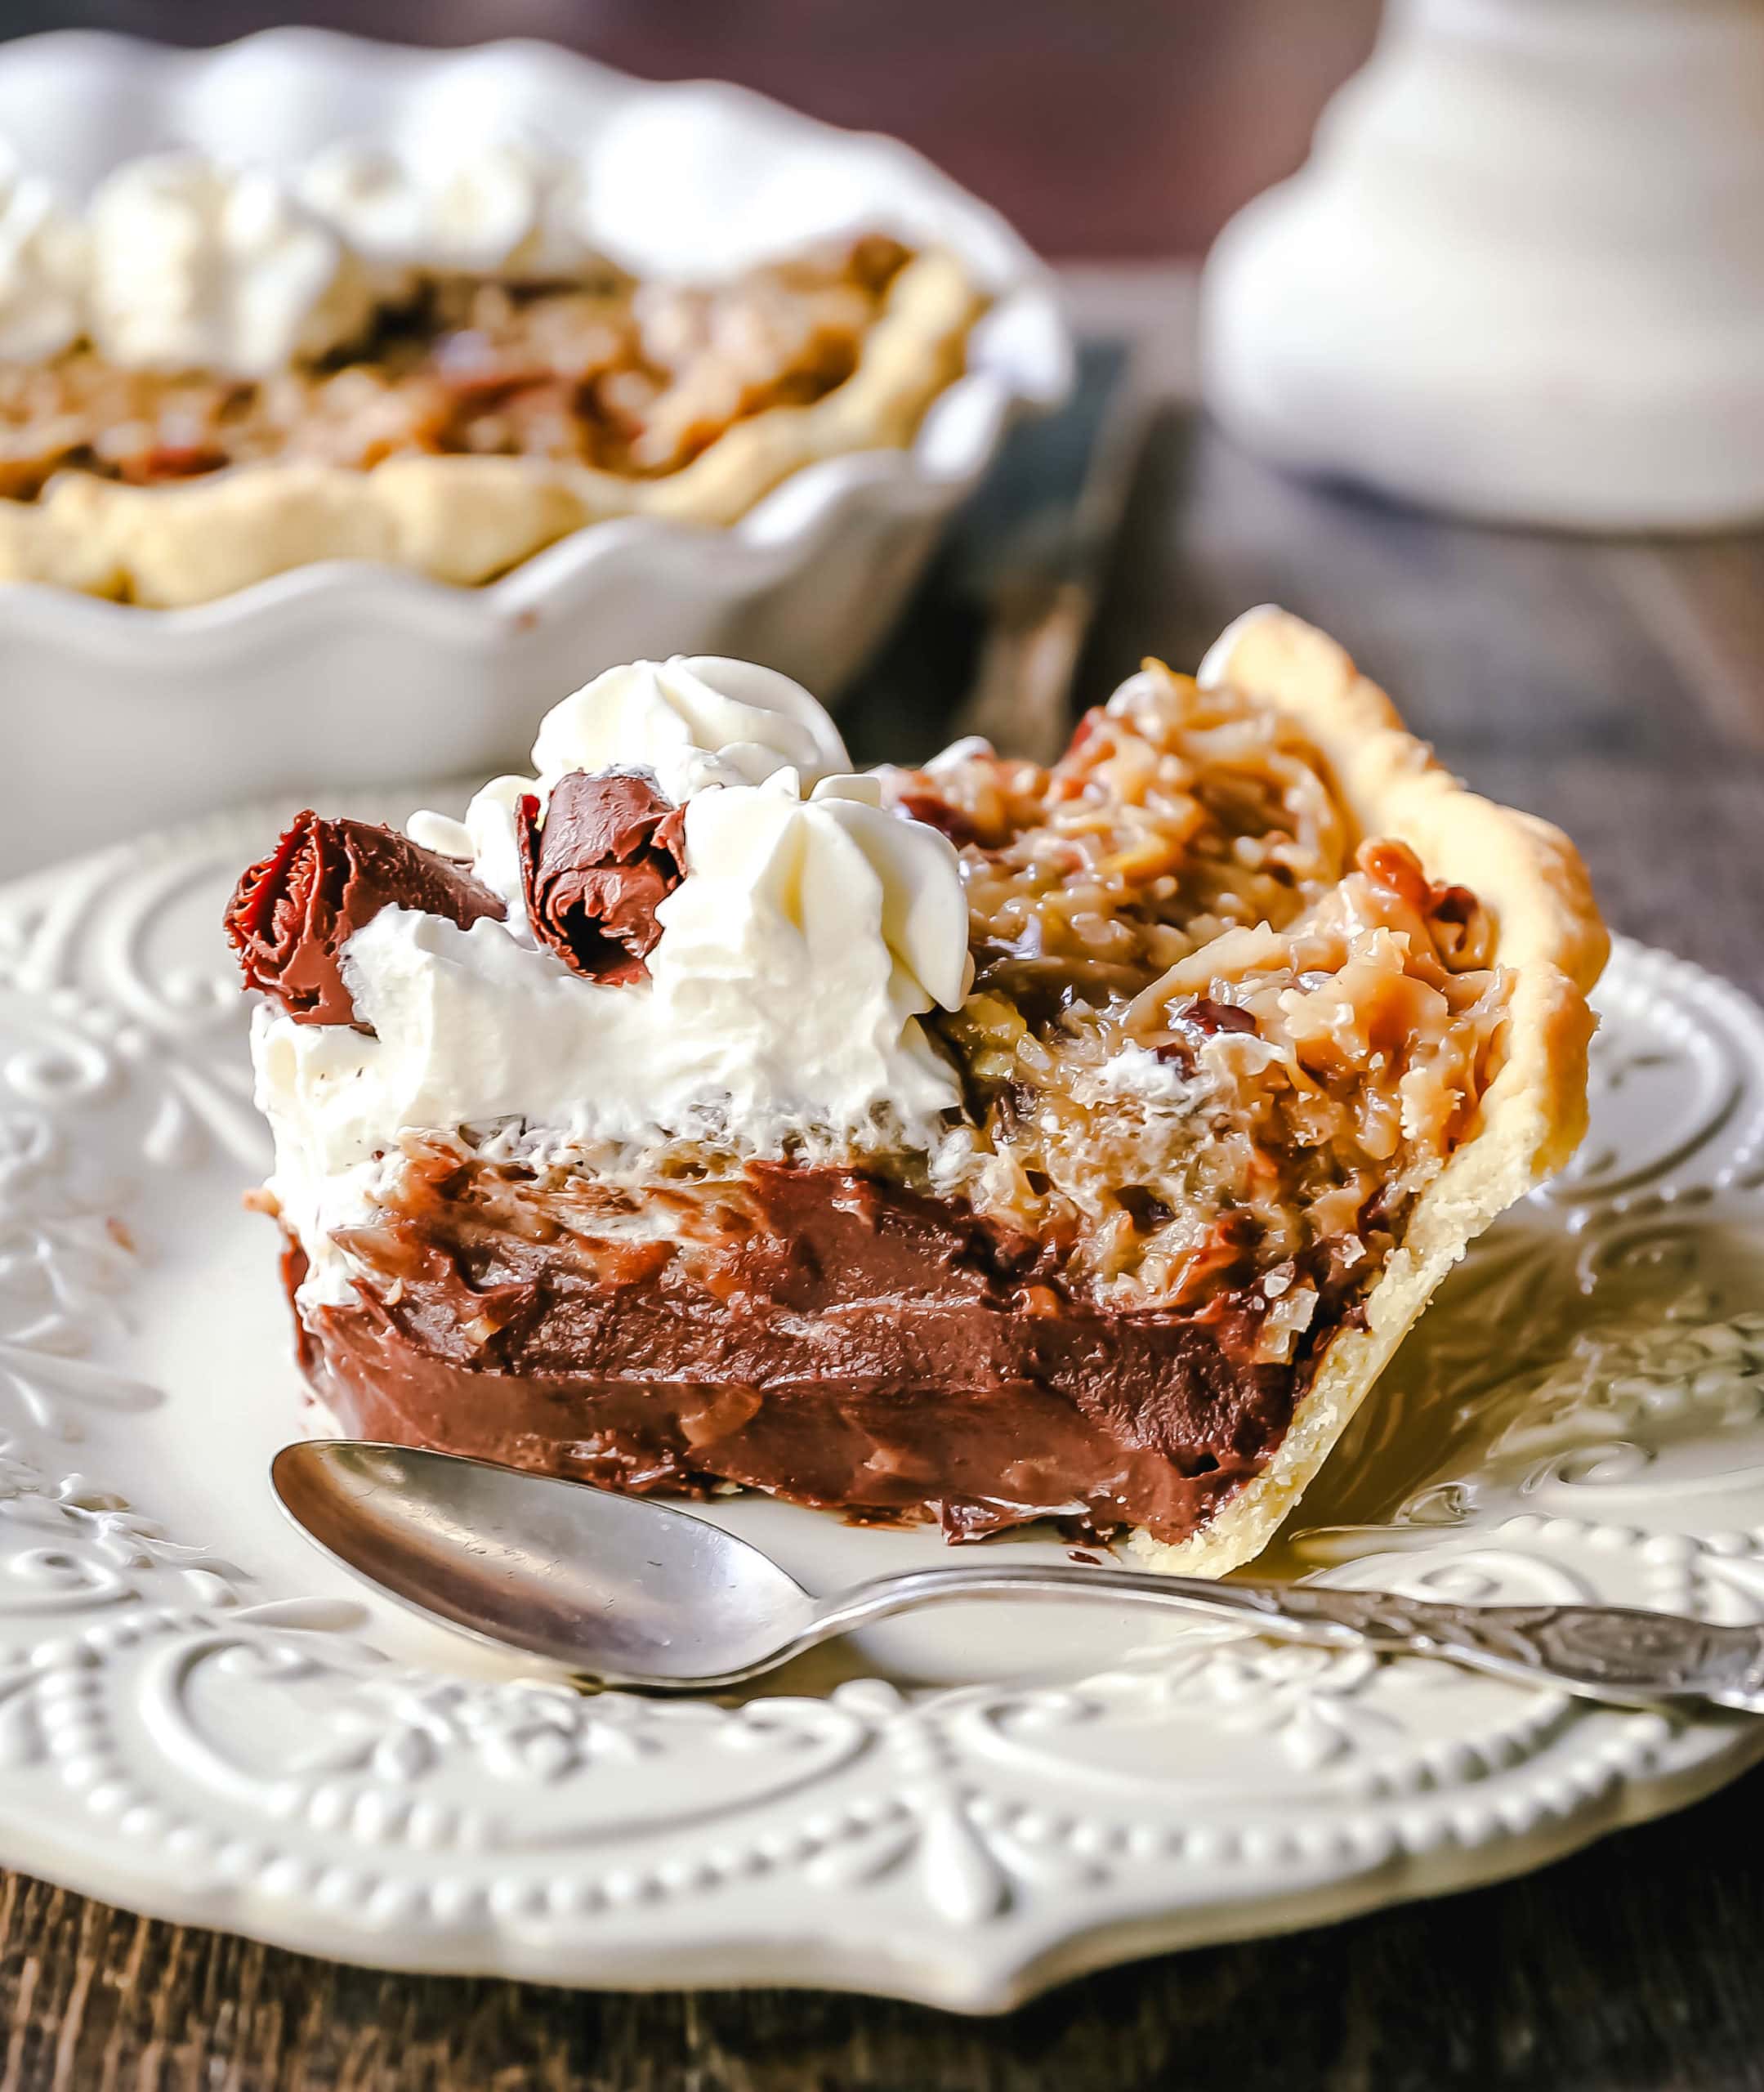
229,613 -> 1606,1573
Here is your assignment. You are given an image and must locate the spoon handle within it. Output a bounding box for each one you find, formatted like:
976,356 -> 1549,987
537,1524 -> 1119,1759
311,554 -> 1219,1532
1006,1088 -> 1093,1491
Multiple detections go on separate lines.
808,1565 -> 1764,1712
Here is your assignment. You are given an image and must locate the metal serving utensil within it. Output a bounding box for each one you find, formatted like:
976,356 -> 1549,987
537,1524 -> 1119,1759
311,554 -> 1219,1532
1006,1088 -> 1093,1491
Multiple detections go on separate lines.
271,1442 -> 1764,1707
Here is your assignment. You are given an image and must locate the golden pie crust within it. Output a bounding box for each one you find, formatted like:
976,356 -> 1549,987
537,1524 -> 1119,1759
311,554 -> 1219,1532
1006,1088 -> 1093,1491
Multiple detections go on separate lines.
0,249 -> 981,607
1128,607 -> 1608,1576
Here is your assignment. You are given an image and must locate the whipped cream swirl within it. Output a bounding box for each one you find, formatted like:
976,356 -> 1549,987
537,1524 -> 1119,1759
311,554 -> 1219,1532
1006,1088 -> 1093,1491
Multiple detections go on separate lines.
0,134 -> 605,377
299,137 -> 596,281
87,151 -> 375,378
409,655 -> 855,918
532,655 -> 851,806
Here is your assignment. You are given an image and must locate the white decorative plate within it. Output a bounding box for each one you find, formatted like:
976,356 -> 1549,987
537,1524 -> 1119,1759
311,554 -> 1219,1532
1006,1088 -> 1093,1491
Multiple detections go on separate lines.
0,30 -> 1070,878
1,800 -> 1762,2012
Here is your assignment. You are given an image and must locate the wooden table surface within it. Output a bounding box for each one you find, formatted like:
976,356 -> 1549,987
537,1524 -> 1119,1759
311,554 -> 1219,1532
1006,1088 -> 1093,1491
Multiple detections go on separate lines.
6,266 -> 1764,2090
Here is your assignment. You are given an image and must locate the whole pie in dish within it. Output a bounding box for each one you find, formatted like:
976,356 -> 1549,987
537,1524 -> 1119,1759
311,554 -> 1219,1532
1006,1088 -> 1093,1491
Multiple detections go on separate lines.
227,609 -> 1606,1574
0,141 -> 984,606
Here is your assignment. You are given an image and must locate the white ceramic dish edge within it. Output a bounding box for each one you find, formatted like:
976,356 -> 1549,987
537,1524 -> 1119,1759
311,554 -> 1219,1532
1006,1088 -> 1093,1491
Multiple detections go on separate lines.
0,29 -> 1071,874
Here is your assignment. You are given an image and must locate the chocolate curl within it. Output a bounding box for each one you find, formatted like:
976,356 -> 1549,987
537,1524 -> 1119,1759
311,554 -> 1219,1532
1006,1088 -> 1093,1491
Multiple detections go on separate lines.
517,771 -> 688,986
225,812 -> 506,1030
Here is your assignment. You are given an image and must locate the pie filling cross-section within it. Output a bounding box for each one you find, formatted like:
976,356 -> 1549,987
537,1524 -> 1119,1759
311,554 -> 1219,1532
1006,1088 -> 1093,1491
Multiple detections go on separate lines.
229,614 -> 1606,1574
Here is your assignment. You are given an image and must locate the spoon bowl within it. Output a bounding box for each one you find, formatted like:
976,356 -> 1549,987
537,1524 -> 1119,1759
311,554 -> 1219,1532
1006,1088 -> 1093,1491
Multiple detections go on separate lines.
271,1440 -> 819,1681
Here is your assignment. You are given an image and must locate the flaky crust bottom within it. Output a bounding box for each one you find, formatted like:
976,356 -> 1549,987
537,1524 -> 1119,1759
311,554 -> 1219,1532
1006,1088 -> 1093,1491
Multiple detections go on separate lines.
0,250 -> 984,607
1127,607 -> 1608,1578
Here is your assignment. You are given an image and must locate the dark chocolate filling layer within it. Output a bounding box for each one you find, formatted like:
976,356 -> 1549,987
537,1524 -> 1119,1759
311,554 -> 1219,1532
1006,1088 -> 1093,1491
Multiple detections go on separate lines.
287,1165 -> 1365,1544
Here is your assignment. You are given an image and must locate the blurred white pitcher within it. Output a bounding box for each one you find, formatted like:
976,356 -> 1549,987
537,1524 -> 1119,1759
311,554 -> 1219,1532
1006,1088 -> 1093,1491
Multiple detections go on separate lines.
1200,0 -> 1764,529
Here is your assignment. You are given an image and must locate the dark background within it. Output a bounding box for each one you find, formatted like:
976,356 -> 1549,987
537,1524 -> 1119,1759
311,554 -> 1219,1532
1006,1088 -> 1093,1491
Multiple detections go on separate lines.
0,0 -> 1383,256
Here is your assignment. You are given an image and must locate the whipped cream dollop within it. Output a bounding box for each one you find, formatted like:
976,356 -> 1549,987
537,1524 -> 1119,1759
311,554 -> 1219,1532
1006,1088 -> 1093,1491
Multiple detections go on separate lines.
299,137 -> 596,282
255,659 -> 974,1277
533,655 -> 851,806
0,145 -> 86,360
87,151 -> 375,378
0,132 -> 606,376
409,655 -> 855,918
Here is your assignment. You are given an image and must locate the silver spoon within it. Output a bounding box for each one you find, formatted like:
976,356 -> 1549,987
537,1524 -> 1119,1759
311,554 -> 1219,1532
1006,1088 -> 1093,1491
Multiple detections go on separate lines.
271,1440 -> 1764,1710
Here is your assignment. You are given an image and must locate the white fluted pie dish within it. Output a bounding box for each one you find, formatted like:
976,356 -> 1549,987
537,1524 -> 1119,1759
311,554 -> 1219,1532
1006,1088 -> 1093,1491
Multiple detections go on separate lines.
0,29 -> 1070,876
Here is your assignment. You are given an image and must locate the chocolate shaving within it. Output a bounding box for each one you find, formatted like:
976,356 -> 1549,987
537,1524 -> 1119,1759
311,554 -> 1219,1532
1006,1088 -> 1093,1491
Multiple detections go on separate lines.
224,812 -> 506,1031
517,771 -> 687,986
